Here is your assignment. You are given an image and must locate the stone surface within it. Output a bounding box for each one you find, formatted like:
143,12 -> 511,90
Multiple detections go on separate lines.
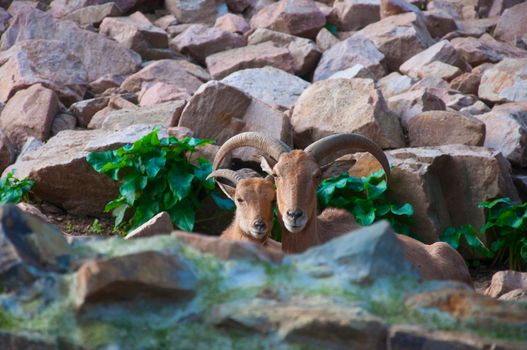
459,100 -> 491,117
313,34 -> 386,81
485,270 -> 527,298
0,40 -> 88,105
178,81 -> 289,151
423,9 -> 458,38
138,82 -> 190,107
315,27 -> 340,51
450,34 -> 527,66
222,67 -> 310,111
214,13 -> 250,34
171,24 -> 245,64
51,113 -> 77,136
328,64 -> 376,80
380,0 -> 422,18
125,212 -> 174,239
0,84 -> 59,150
408,110 -> 485,147
63,3 -> 122,27
333,0 -> 380,31
387,89 -> 446,128
377,72 -> 413,98
247,28 -> 321,77
1,8 -> 141,82
476,103 -> 527,167
4,130 -> 118,216
0,129 -> 14,173
417,61 -> 462,81
291,78 -> 405,149
206,42 -> 295,80
165,0 -> 217,24
493,2 -> 527,44
478,58 -> 527,103
84,124 -> 168,152
449,63 -> 491,95
355,12 -> 435,71
121,59 -> 204,94
69,96 -> 110,128
89,74 -> 127,95
249,0 -> 326,39
48,0 -> 151,17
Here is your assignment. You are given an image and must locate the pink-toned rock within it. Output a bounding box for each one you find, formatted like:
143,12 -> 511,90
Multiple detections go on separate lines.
250,0 -> 326,39
488,0 -> 525,17
423,9 -> 458,38
225,0 -> 252,13
380,0 -> 422,18
449,63 -> 492,95
247,28 -> 320,77
315,27 -> 340,51
355,12 -> 434,70
479,58 -> 527,103
291,78 -> 405,149
427,0 -> 476,20
0,84 -> 59,149
155,14 -> 179,30
408,110 -> 485,147
70,97 -> 109,128
214,13 -> 250,34
63,3 -> 122,27
206,42 -> 295,80
89,74 -> 127,95
0,40 -> 87,105
139,82 -> 190,106
333,0 -> 380,30
0,8 -> 10,34
0,129 -> 15,173
387,89 -> 446,128
121,59 -> 203,94
1,8 -> 141,82
313,35 -> 386,81
165,0 -> 217,24
494,2 -> 527,44
378,72 -> 413,98
125,212 -> 174,239
485,270 -> 527,298
171,24 -> 245,64
51,113 -> 77,136
476,103 -> 527,167
450,34 -> 527,66
49,0 -> 153,17
417,61 -> 462,81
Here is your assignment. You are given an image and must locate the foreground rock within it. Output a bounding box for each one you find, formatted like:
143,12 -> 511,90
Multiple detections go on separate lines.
485,270 -> 527,299
291,78 -> 404,149
125,212 -> 174,239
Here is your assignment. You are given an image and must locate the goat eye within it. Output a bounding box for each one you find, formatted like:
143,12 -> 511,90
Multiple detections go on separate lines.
236,198 -> 244,203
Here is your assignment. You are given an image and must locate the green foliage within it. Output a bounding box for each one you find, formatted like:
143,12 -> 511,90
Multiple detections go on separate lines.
441,197 -> 527,271
0,171 -> 33,204
87,129 -> 229,232
324,23 -> 338,34
317,169 -> 414,236
88,219 -> 103,235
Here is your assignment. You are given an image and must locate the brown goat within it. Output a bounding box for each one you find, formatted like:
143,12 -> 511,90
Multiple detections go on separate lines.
207,169 -> 281,251
212,132 -> 472,286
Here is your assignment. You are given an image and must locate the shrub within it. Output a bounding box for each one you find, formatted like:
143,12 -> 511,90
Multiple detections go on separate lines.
317,169 -> 414,236
0,171 -> 33,205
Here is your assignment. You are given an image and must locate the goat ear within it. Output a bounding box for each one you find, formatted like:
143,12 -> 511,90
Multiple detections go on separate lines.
320,158 -> 357,180
218,183 -> 236,200
260,156 -> 274,176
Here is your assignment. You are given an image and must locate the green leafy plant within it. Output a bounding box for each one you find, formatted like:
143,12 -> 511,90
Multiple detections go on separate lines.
317,169 -> 414,236
324,23 -> 338,34
0,171 -> 33,204
87,129 -> 227,232
88,219 -> 103,235
441,197 -> 527,271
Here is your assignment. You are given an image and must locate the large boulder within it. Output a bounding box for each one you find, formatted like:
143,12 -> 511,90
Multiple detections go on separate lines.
291,78 -> 405,149
478,58 -> 527,103
0,40 -> 88,105
476,103 -> 527,167
0,8 -> 141,82
221,67 -> 310,111
332,0 -> 380,31
493,2 -> 527,44
313,35 -> 386,81
249,0 -> 326,39
205,42 -> 295,79
0,84 -> 59,150
450,34 -> 527,66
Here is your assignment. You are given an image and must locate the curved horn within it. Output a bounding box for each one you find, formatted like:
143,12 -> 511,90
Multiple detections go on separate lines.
206,169 -> 244,185
212,132 -> 291,171
305,134 -> 391,182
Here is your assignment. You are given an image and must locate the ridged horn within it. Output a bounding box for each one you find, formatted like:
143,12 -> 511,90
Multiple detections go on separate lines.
305,133 -> 391,182
212,132 -> 291,171
206,169 -> 244,185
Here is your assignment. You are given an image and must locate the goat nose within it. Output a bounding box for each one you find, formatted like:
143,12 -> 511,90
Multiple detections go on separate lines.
253,219 -> 266,231
287,209 -> 303,220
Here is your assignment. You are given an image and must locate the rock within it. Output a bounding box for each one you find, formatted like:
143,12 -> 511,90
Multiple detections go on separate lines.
1,8 -> 141,82
408,110 -> 485,147
247,28 -> 321,77
0,8 -> 10,34
0,204 -> 70,291
96,100 -> 186,130
427,0 -> 476,20
423,9 -> 458,38
0,129 -> 15,173
125,212 -> 173,239
75,250 -> 196,306
377,72 -> 413,98
89,74 -> 127,95
456,17 -> 499,37
178,81 -> 289,152
222,67 -> 310,111
356,12 -> 435,71
0,84 -> 59,150
48,0 -> 152,17
0,40 -> 88,105
214,13 -> 250,34
69,97 -> 110,128
328,64 -> 376,80
387,89 -> 446,128
450,34 -> 527,66
205,42 -> 295,80
449,63 -> 491,95
4,130 -> 119,216
485,271 -> 527,298
459,100 -> 491,117
476,103 -> 527,167
478,58 -> 527,103
120,59 -> 204,94
333,0 -> 380,31
171,24 -> 245,64
313,35 -> 386,81
487,0 -> 525,17
138,82 -> 190,107
250,0 -> 326,39
51,113 -> 77,136
63,3 -> 122,27
498,288 -> 527,301
380,0 -> 422,18
154,14 -> 178,30
291,78 -> 405,149
417,61 -> 462,81
84,124 -> 169,152
18,136 -> 43,160
493,2 -> 527,43
165,0 -> 218,24
400,40 -> 469,78
99,12 -> 168,58
315,27 -> 340,51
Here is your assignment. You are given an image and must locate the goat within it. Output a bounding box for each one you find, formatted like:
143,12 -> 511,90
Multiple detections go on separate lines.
207,169 -> 281,251
211,132 -> 472,286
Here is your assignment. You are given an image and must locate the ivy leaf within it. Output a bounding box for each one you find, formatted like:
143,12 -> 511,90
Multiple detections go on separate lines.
211,191 -> 235,211
351,198 -> 375,226
170,201 -> 195,232
146,156 -> 166,178
440,227 -> 462,249
478,197 -> 513,209
391,203 -> 413,216
168,166 -> 194,200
